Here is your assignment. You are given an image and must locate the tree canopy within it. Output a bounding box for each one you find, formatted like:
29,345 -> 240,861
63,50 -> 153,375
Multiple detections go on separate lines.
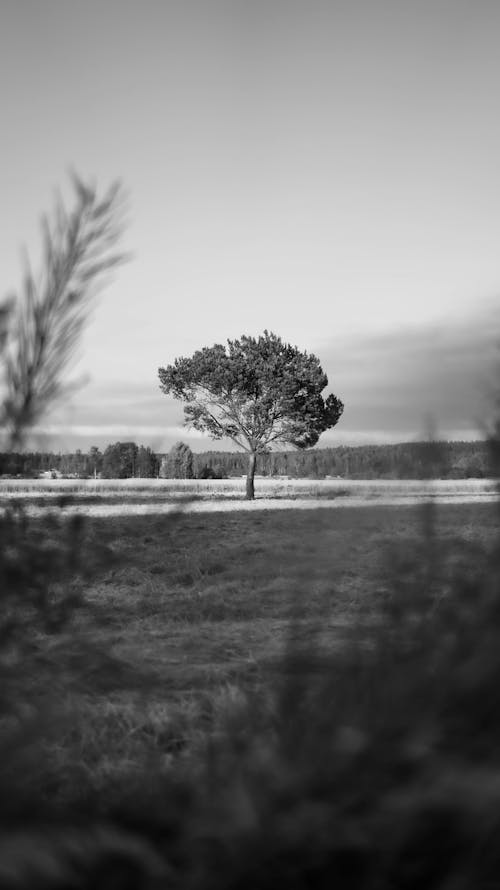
102,441 -> 138,479
158,331 -> 343,498
160,441 -> 194,479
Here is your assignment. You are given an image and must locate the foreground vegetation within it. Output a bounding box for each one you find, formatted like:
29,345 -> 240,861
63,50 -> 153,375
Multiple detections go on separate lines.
2,500 -> 500,887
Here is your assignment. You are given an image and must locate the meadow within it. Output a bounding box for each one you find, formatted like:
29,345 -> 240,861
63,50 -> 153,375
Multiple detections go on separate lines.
3,493 -> 500,886
6,498 -> 497,790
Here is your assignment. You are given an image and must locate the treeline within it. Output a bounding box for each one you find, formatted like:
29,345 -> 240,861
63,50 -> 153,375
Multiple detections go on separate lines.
0,439 -> 491,479
195,440 -> 491,479
0,443 -> 159,479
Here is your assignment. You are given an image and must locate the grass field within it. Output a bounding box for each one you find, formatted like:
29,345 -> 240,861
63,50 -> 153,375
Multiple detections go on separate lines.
3,496 -> 500,885
9,499 -> 494,797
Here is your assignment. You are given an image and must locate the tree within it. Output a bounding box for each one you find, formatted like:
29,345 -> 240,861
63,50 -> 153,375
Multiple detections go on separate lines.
102,441 -> 138,478
136,445 -> 158,478
89,445 -> 102,479
160,441 -> 194,478
158,331 -> 344,499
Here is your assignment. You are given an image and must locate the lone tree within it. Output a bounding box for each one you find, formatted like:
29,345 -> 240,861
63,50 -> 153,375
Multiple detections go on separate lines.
158,331 -> 344,499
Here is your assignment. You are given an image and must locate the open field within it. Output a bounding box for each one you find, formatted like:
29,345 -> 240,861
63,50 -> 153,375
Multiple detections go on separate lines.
8,499 -> 496,797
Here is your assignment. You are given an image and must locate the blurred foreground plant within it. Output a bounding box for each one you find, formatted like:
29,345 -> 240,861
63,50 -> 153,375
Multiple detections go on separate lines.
0,178 -> 169,887
0,173 -> 128,673
0,174 -> 127,450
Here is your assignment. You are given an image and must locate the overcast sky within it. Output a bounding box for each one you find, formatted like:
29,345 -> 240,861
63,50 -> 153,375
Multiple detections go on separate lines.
1,0 -> 499,452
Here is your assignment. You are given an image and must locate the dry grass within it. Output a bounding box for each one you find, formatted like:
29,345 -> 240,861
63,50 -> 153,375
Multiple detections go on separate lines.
0,476 -> 497,498
0,477 -> 497,522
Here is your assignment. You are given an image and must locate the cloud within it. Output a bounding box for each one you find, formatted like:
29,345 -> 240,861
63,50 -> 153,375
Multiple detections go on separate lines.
320,309 -> 499,440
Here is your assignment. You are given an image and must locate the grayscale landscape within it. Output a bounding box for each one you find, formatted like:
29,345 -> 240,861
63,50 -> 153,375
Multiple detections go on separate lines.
1,2 -> 500,888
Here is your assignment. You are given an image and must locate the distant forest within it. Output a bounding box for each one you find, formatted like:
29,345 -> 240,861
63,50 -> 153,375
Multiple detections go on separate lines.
0,440 -> 491,479
186,440 -> 490,480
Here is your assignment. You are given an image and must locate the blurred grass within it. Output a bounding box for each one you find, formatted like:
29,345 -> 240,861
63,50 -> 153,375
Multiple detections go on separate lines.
13,503 -> 497,782
2,500 -> 500,887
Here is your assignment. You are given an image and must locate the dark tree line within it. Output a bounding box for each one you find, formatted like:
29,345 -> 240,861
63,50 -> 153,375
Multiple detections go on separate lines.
185,440 -> 490,480
0,439 -> 490,479
0,443 -> 159,479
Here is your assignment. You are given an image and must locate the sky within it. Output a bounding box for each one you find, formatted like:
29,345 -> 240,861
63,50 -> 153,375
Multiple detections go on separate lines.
1,0 -> 499,452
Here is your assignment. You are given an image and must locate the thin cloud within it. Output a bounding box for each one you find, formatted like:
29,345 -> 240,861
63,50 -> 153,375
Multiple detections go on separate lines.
321,309 -> 499,439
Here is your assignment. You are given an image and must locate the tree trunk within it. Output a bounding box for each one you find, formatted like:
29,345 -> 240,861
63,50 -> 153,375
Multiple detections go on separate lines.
246,451 -> 257,500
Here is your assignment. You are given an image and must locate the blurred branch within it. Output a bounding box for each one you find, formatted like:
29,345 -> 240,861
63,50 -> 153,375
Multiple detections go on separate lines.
0,173 -> 128,449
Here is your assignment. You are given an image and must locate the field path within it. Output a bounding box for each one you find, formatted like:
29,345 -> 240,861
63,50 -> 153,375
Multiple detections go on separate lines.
9,491 -> 498,517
